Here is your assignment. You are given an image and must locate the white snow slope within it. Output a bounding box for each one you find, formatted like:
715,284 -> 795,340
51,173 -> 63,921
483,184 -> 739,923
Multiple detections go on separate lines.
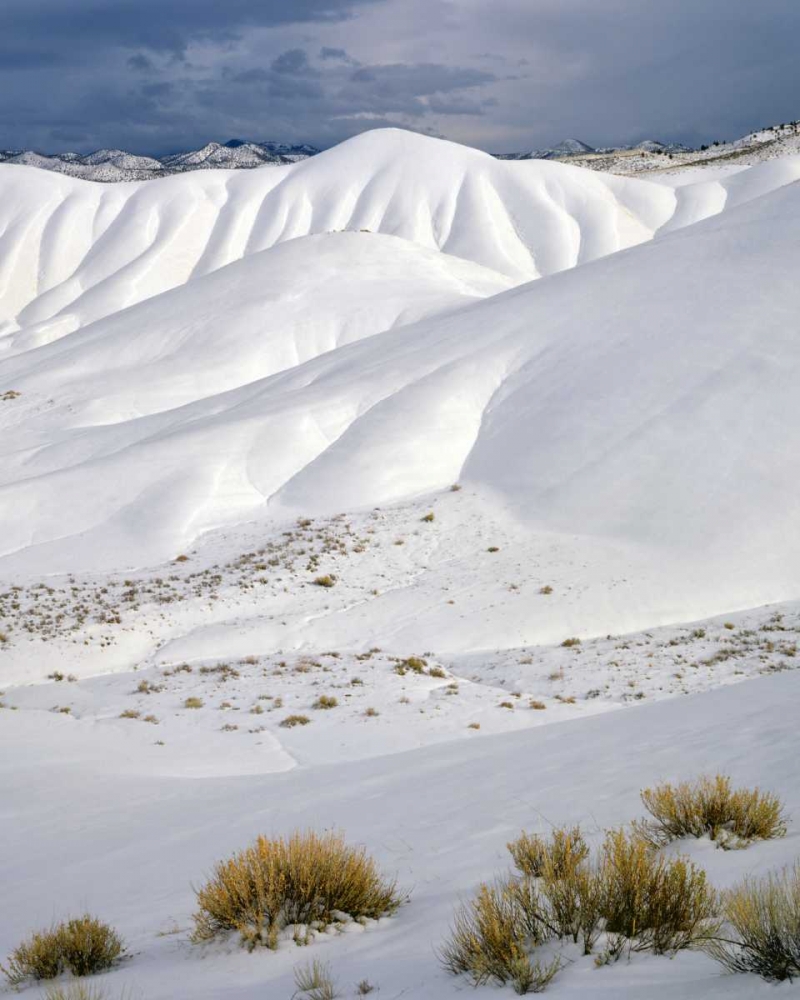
2,127 -> 800,1000
3,129 -> 800,350
1,131 -> 799,622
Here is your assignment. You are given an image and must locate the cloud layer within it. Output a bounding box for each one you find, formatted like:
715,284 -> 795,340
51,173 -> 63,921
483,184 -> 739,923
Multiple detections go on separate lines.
1,0 -> 797,154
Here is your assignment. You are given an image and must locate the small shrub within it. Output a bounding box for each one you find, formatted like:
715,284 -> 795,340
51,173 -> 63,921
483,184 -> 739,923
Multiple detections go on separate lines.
356,980 -> 375,995
421,512 -> 435,523
468,722 -> 480,730
487,547 -> 500,553
184,697 -> 204,709
192,830 -> 404,949
539,586 -> 553,595
561,638 -> 580,648
280,714 -> 311,728
705,863 -> 800,980
119,709 -> 140,719
428,665 -> 446,678
508,827 -> 588,880
313,576 -> 336,588
441,880 -> 559,993
364,707 -> 379,717
312,695 -> 338,710
599,828 -> 719,954
529,700 -> 546,711
444,826 -> 719,991
293,958 -> 339,999
499,701 -> 514,710
2,916 -> 123,985
636,775 -> 787,848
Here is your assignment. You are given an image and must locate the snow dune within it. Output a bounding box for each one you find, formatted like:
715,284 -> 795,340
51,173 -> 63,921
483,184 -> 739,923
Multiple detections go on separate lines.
0,232 -> 512,421
0,129 -> 799,630
3,129 -> 799,353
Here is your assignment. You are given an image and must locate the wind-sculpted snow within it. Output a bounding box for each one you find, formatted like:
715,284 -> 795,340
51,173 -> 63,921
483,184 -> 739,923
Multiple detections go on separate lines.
0,130 -> 799,628
3,129 -> 799,356
0,232 -> 512,420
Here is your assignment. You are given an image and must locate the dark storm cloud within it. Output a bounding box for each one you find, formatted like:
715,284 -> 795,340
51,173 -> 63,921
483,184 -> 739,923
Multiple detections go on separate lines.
0,0 -> 797,155
349,64 -> 495,97
127,54 -> 155,73
0,0 -> 384,57
271,49 -> 318,75
319,47 -> 354,62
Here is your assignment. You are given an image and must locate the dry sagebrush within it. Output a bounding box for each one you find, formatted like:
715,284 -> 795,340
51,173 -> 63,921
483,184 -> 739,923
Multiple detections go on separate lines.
2,915 -> 123,985
508,826 -> 588,880
598,828 -> 719,955
443,825 -> 720,993
441,880 -> 559,995
705,863 -> 800,981
193,830 -> 404,949
636,774 -> 787,849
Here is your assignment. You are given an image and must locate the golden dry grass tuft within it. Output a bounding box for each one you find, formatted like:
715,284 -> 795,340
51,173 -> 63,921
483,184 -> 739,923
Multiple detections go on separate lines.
42,985 -> 134,1000
280,714 -> 311,728
635,775 -> 787,849
293,958 -> 339,999
312,695 -> 338,710
2,916 -> 123,985
192,830 -> 404,950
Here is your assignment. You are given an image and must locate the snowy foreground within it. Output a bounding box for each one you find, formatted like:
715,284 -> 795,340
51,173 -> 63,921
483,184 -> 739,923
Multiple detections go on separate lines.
1,128 -> 800,998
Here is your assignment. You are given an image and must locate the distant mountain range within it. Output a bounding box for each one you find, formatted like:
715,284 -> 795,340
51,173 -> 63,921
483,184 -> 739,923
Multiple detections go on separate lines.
2,120 -> 797,182
0,139 -> 321,182
495,137 -> 692,160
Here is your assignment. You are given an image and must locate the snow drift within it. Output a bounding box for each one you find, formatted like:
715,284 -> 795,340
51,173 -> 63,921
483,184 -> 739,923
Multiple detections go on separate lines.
0,129 -> 799,627
3,129 -> 800,355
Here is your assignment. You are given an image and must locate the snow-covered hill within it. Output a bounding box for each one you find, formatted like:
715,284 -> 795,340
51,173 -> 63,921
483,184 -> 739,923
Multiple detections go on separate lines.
2,126 -> 800,1000
4,128 -> 800,352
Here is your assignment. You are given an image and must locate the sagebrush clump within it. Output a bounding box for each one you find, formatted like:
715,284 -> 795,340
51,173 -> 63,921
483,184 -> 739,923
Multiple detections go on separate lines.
2,915 -> 124,985
192,830 -> 404,950
705,863 -> 800,981
599,828 -> 719,954
636,774 -> 787,849
508,826 -> 588,879
312,695 -> 338,710
443,824 -> 720,992
441,881 -> 560,994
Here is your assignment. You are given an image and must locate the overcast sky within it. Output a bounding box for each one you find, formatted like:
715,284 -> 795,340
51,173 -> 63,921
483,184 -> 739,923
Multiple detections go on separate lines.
2,0 -> 797,154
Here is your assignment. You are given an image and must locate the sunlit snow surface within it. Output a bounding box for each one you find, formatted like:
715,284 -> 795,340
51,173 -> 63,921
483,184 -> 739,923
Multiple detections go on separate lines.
1,128 -> 800,999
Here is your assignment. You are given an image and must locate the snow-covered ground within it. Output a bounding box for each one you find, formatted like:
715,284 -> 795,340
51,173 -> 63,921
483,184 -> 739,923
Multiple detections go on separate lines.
1,126 -> 799,998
